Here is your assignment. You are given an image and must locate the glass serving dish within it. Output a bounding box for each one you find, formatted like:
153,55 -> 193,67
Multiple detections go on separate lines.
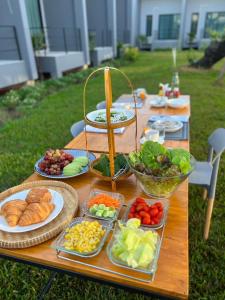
128,156 -> 195,199
107,222 -> 161,275
122,198 -> 169,229
52,217 -> 112,258
82,189 -> 124,222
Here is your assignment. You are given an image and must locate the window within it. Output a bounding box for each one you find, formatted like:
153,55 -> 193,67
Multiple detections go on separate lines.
204,12 -> 225,38
146,15 -> 152,36
190,13 -> 199,36
158,14 -> 180,40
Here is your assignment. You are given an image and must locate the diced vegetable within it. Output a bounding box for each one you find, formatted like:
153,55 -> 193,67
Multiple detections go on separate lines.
63,220 -> 105,253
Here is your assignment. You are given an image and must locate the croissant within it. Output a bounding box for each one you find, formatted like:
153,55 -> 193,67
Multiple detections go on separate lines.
1,200 -> 28,227
18,202 -> 55,226
26,188 -> 52,204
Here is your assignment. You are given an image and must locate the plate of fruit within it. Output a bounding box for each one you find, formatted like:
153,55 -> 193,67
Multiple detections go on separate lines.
35,149 -> 96,179
123,197 -> 168,229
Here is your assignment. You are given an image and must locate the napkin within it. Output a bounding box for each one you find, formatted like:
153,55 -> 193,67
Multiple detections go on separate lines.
85,125 -> 125,134
149,115 -> 189,123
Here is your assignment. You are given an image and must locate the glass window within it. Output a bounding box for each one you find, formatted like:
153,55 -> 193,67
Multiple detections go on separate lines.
158,14 -> 180,40
190,13 -> 199,36
146,15 -> 152,36
204,12 -> 225,38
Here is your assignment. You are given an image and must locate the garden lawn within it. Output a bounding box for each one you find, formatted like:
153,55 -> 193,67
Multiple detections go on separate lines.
0,51 -> 225,300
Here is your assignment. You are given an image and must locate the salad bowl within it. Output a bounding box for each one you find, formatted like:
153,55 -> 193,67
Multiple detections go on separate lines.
127,141 -> 195,198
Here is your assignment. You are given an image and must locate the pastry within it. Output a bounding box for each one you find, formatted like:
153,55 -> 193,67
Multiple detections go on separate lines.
1,200 -> 28,227
25,188 -> 52,204
18,202 -> 55,226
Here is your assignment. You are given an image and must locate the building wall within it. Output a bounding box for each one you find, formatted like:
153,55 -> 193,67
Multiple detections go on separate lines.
139,0 -> 225,49
140,0 -> 181,48
86,0 -> 109,46
0,0 -> 37,79
42,0 -> 89,64
184,0 -> 225,47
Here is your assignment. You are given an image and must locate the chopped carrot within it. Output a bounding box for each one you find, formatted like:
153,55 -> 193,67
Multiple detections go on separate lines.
88,193 -> 120,208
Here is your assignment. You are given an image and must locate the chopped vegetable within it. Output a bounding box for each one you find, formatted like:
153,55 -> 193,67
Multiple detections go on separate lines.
89,204 -> 116,219
63,220 -> 105,253
88,193 -> 120,209
111,219 -> 158,269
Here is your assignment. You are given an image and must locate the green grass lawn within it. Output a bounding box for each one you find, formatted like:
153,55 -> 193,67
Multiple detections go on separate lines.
0,51 -> 225,299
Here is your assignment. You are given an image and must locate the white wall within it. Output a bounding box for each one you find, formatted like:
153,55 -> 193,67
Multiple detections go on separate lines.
184,0 -> 225,47
139,0 -> 225,49
140,0 -> 181,49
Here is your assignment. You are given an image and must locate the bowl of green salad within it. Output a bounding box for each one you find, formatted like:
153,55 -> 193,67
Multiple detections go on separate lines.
127,141 -> 195,198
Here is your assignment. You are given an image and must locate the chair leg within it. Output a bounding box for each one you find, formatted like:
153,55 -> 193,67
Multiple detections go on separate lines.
204,198 -> 215,240
203,188 -> 208,200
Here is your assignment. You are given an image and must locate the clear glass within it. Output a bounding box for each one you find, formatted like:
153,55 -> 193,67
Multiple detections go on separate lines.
52,217 -> 112,258
127,156 -> 195,198
122,198 -> 169,229
82,189 -> 124,222
107,222 -> 161,275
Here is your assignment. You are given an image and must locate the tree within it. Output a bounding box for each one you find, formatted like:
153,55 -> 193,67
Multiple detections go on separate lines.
191,31 -> 225,69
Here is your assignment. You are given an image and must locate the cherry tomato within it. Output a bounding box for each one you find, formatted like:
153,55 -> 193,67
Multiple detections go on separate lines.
128,213 -> 134,219
150,207 -> 159,217
130,206 -> 135,213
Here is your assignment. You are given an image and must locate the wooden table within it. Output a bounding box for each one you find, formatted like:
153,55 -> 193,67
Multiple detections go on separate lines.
0,95 -> 190,299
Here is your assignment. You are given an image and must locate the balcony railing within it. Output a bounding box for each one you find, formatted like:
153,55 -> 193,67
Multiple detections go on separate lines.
0,26 -> 21,60
30,27 -> 82,53
117,30 -> 130,44
88,30 -> 112,48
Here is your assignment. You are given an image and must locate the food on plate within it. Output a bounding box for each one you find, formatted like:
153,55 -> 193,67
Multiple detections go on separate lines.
62,156 -> 88,176
127,141 -> 194,197
18,202 -> 55,226
1,200 -> 28,227
111,219 -> 158,269
0,188 -> 55,227
38,149 -> 74,175
63,220 -> 105,253
38,149 -> 89,176
88,193 -> 120,208
127,197 -> 163,226
26,188 -> 52,204
94,111 -> 128,123
93,153 -> 128,177
88,193 -> 119,219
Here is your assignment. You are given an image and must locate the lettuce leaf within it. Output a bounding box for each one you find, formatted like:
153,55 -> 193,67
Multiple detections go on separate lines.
168,148 -> 191,174
140,141 -> 167,169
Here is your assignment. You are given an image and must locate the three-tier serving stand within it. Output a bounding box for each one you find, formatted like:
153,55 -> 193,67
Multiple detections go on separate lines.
83,66 -> 138,191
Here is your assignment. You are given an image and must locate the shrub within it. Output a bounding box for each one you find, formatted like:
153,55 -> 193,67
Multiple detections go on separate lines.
123,47 -> 139,62
2,90 -> 20,110
22,98 -> 37,107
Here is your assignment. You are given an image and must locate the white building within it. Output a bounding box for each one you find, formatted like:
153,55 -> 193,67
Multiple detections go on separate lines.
138,0 -> 225,49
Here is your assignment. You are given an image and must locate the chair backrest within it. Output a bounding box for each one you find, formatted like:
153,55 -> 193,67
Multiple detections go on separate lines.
70,120 -> 85,137
207,128 -> 225,199
96,101 -> 106,110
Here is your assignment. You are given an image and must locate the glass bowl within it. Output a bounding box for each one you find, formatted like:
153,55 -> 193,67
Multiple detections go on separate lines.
52,217 -> 112,258
82,189 -> 124,222
123,198 -> 169,229
107,222 -> 161,274
128,156 -> 195,199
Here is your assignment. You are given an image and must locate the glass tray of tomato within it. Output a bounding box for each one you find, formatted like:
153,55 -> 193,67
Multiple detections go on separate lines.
122,197 -> 169,229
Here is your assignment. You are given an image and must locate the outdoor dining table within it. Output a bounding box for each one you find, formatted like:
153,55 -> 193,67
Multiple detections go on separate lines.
0,94 -> 190,299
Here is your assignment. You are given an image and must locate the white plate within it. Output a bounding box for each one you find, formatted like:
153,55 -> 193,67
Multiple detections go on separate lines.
166,98 -> 189,109
86,109 -> 135,125
0,189 -> 64,233
150,97 -> 167,108
152,119 -> 183,132
140,136 -> 164,145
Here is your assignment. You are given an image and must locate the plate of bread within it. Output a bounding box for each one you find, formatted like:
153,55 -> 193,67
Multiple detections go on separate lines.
0,187 -> 64,233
